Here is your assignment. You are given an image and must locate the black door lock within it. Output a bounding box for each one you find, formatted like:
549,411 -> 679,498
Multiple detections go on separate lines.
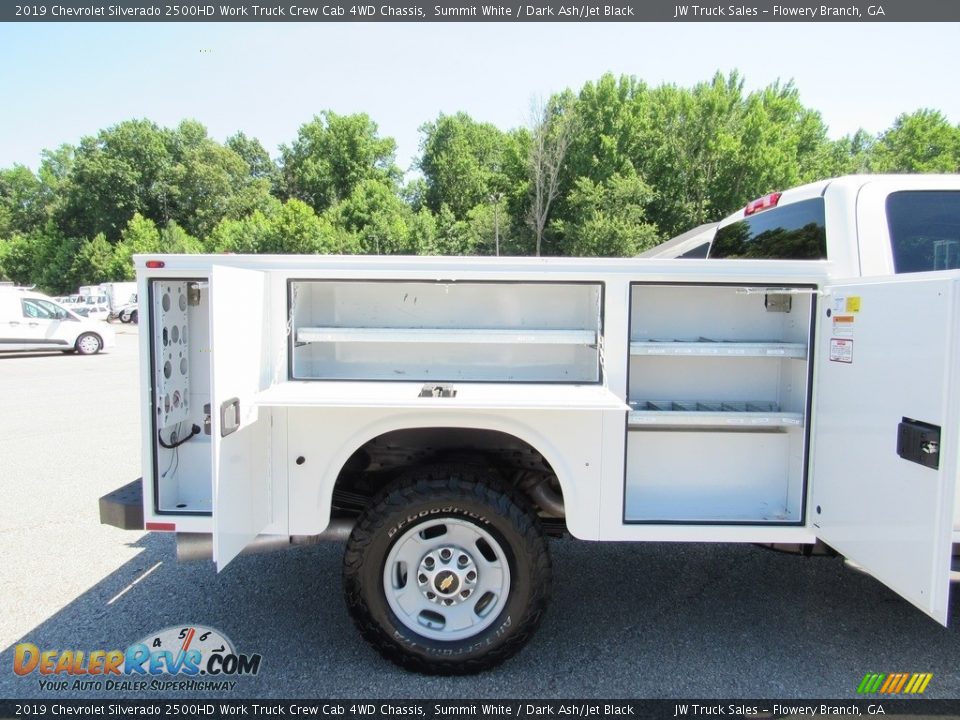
897,417 -> 941,470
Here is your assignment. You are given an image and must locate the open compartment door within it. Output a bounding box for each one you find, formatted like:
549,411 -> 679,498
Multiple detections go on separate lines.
812,273 -> 960,623
210,266 -> 272,570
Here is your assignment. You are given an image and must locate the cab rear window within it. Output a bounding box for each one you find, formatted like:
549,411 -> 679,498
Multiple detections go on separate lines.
710,198 -> 827,260
887,191 -> 960,273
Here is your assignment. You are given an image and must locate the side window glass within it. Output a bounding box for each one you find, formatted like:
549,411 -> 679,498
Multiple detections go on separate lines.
710,198 -> 827,260
21,299 -> 58,319
887,191 -> 960,274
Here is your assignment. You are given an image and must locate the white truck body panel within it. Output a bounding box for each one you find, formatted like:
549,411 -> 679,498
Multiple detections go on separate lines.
128,174 -> 960,629
811,272 -> 960,623
209,266 -> 273,567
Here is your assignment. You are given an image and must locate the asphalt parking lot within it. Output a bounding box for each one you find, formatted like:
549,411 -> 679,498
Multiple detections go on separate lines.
2,330 -> 960,701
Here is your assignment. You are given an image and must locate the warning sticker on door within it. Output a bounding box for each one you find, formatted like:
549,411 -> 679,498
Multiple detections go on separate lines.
832,314 -> 855,337
830,338 -> 853,364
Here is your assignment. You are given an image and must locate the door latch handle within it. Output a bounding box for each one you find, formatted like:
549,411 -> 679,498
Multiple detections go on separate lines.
921,440 -> 939,455
220,397 -> 240,437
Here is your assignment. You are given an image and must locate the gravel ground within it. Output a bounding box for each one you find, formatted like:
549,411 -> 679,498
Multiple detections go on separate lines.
2,330 -> 960,701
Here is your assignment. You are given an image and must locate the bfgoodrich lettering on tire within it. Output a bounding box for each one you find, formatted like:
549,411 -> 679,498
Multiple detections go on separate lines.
342,465 -> 552,674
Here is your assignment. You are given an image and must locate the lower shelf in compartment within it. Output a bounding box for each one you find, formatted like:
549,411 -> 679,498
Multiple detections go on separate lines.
157,498 -> 211,514
624,487 -> 794,523
624,428 -> 802,524
629,400 -> 803,428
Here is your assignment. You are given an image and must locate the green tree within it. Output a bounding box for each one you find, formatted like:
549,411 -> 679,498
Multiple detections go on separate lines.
112,213 -> 163,280
418,113 -> 523,219
644,73 -> 840,235
563,74 -> 648,189
210,199 -> 346,255
159,220 -> 203,254
825,129 -> 874,175
0,234 -> 35,285
432,205 -> 473,256
280,112 -> 400,212
68,233 -> 115,287
552,172 -> 659,256
57,119 -> 172,242
226,132 -> 279,185
326,178 -> 415,254
164,120 -> 275,239
56,119 -> 274,243
869,109 -> 960,172
0,165 -> 47,238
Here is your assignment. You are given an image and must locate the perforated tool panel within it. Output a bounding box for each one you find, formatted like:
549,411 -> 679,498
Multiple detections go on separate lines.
153,281 -> 191,428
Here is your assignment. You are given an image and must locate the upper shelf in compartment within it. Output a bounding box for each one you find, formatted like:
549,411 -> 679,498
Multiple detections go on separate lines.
297,327 -> 598,346
630,340 -> 806,359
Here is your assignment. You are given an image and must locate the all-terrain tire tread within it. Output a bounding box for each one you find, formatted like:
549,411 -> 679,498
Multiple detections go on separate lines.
342,465 -> 552,675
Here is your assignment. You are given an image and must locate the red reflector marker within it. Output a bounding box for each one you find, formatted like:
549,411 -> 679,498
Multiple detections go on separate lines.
145,522 -> 176,532
145,260 -> 165,268
744,192 -> 782,216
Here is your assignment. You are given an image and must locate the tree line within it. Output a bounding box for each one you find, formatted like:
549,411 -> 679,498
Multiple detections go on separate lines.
1,71 -> 958,293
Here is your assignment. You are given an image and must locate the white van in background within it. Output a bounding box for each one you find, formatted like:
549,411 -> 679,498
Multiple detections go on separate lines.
0,287 -> 116,355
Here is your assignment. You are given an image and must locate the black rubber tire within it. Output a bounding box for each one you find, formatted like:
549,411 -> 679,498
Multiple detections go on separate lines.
343,465 -> 552,675
130,309 -> 138,324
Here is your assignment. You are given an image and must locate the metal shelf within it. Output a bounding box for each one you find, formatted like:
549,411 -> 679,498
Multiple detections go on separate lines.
297,327 -> 597,346
628,401 -> 803,428
630,340 -> 806,359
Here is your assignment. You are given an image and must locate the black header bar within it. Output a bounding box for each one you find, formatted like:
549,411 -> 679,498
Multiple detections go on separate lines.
4,699 -> 960,719
2,0 -> 958,22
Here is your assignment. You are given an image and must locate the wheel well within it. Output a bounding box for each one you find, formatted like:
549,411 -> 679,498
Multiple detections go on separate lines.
332,427 -> 566,526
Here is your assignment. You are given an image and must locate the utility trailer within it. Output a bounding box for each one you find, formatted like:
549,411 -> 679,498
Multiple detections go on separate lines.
101,175 -> 960,673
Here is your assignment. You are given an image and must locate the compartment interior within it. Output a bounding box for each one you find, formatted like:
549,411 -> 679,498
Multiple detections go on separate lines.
151,278 -> 212,514
625,284 -> 814,523
289,280 -> 603,382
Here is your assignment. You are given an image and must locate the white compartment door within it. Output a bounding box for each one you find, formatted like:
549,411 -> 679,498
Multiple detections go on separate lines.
210,266 -> 272,570
812,273 -> 960,624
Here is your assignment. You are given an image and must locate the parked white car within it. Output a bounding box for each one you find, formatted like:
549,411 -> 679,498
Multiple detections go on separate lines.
0,288 -> 116,354
73,302 -> 111,322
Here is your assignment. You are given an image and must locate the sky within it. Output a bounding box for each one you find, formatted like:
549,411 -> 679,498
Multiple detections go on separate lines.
0,22 -> 958,174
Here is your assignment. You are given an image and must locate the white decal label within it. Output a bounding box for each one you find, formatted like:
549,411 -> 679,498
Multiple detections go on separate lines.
829,337 -> 853,364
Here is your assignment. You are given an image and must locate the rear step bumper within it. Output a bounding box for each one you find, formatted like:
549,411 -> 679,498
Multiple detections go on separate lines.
99,478 -> 144,530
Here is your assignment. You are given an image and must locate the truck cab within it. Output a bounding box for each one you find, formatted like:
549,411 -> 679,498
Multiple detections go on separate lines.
705,175 -> 960,274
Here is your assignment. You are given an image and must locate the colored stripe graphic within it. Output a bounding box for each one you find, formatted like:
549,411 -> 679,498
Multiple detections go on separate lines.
858,673 -> 885,694
858,673 -> 932,694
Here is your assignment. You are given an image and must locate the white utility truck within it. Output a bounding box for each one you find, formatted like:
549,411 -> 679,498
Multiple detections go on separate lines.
101,174 -> 960,674
101,281 -> 138,318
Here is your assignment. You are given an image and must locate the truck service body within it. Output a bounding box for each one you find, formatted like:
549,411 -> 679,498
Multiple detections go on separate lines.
101,174 -> 960,673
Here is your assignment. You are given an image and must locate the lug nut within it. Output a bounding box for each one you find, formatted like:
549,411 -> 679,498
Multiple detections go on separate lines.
418,574 -> 428,584
466,570 -> 477,582
440,549 -> 452,562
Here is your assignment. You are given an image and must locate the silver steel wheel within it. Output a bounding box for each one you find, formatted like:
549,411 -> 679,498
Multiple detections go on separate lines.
76,333 -> 102,355
383,517 -> 511,642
